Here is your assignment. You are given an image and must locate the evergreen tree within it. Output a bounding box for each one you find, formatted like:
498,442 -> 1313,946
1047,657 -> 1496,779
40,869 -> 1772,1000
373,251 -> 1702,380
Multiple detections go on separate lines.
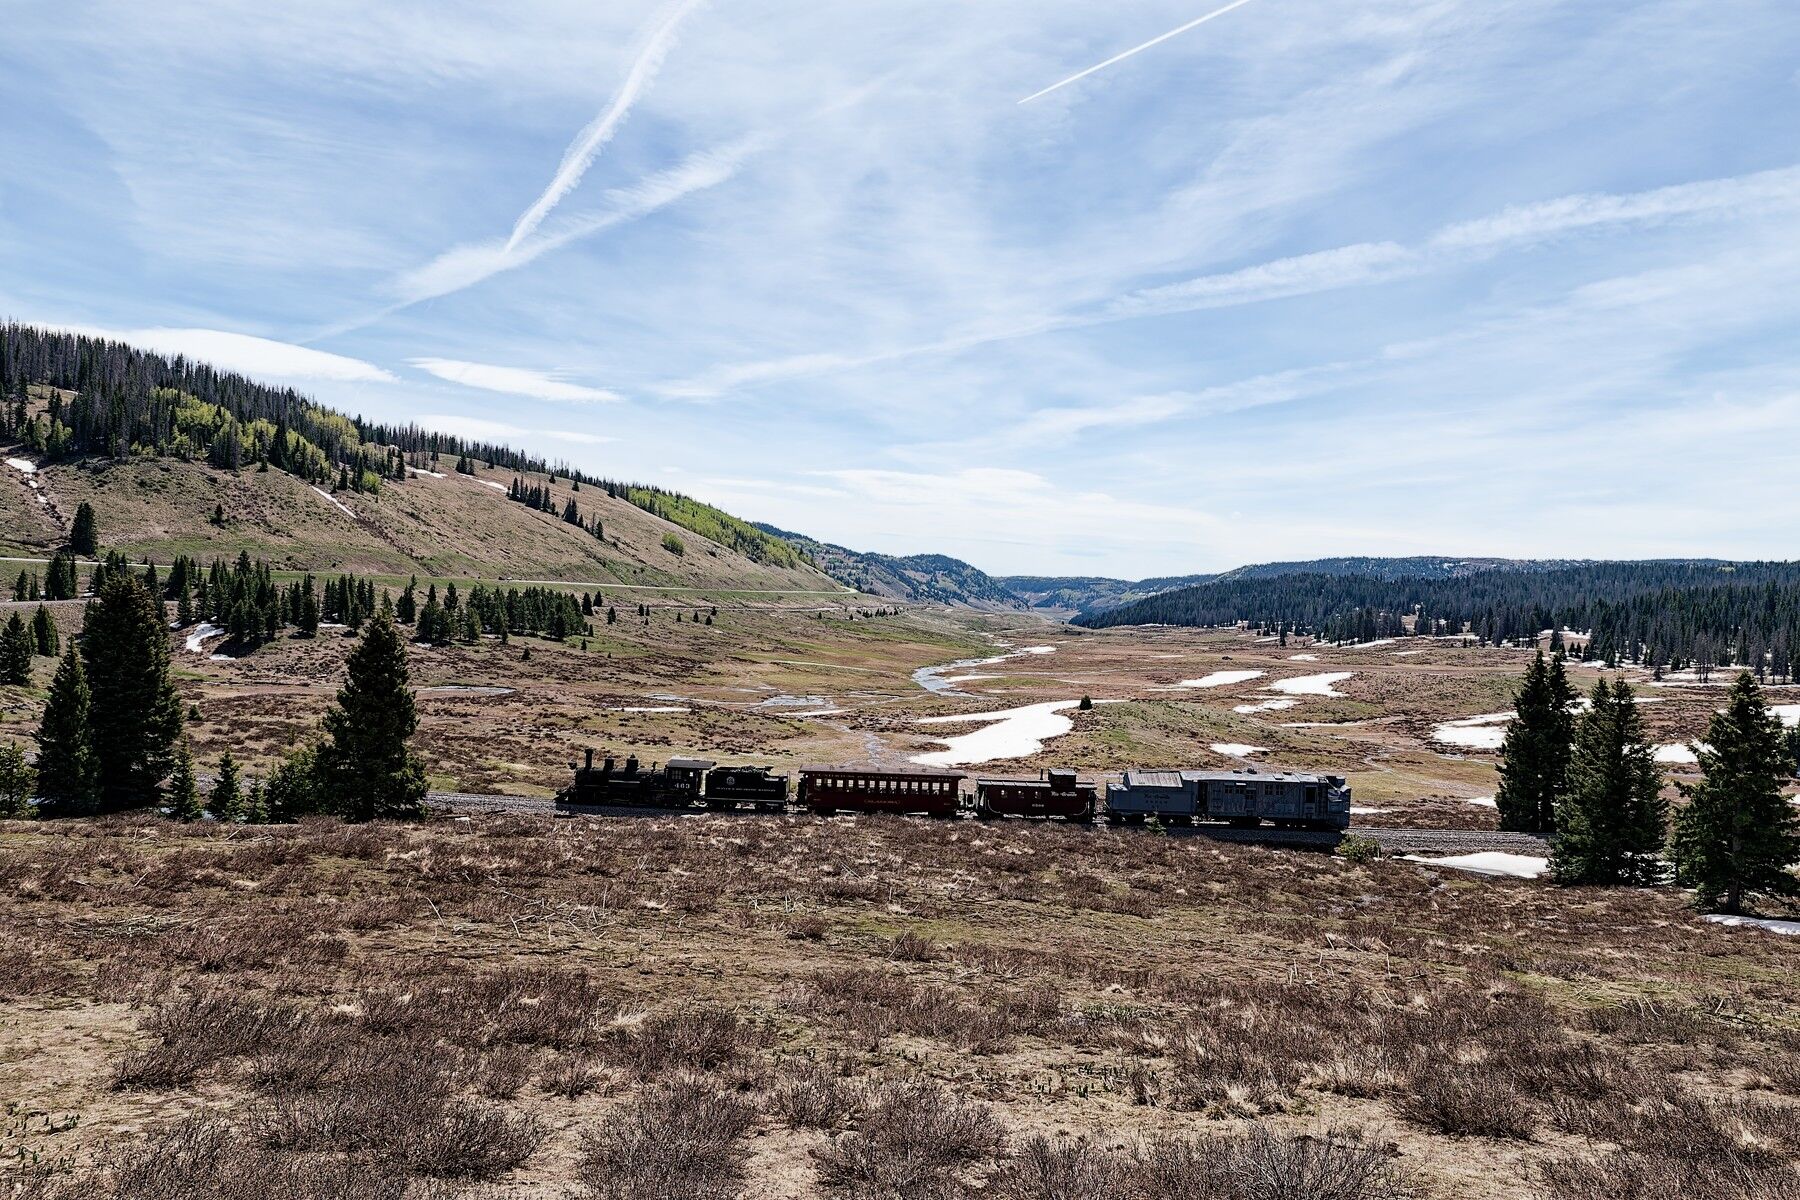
1,613 -> 32,684
68,501 -> 99,556
211,750 -> 243,822
1551,679 -> 1666,885
31,604 -> 58,656
1495,651 -> 1575,832
0,742 -> 34,818
243,780 -> 269,824
35,645 -> 98,813
82,572 -> 184,809
1670,672 -> 1800,913
315,615 -> 427,822
167,738 -> 202,822
264,744 -> 324,821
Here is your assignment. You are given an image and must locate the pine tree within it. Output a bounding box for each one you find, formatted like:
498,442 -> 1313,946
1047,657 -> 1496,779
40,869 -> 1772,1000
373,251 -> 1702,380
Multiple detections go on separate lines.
35,645 -> 98,814
1495,651 -> 1575,832
315,615 -> 427,822
82,572 -> 184,809
243,780 -> 269,824
211,751 -> 243,822
1551,679 -> 1666,885
1670,672 -> 1800,913
167,738 -> 202,821
31,604 -> 58,656
1,613 -> 32,684
0,742 -> 34,818
68,501 -> 99,556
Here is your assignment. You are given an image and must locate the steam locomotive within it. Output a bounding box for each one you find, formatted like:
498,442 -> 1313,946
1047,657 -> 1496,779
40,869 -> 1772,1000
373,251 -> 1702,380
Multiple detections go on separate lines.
555,750 -> 1349,829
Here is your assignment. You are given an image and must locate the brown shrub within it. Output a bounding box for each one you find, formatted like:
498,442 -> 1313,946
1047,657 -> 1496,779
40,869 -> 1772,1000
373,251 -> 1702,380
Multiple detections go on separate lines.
610,1007 -> 763,1079
578,1078 -> 756,1200
1397,1063 -> 1536,1140
771,1062 -> 863,1130
813,1078 -> 1005,1200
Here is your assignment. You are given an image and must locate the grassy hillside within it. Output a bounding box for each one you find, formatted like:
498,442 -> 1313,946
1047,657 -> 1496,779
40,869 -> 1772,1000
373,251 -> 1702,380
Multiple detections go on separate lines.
756,525 -> 1023,610
0,449 -> 840,591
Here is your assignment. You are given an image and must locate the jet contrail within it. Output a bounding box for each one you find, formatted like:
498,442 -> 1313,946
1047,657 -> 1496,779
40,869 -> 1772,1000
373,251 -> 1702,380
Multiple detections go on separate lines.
1019,0 -> 1260,105
505,0 -> 706,251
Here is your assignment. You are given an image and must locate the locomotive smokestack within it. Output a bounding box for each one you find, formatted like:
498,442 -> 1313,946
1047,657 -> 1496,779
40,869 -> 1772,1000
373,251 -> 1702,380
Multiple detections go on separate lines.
585,748 -> 594,771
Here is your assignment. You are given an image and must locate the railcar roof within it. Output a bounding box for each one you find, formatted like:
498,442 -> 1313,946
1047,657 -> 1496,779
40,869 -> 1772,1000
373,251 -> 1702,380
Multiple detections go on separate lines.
1120,770 -> 1187,788
666,757 -> 717,770
1179,769 -> 1331,784
798,764 -> 967,780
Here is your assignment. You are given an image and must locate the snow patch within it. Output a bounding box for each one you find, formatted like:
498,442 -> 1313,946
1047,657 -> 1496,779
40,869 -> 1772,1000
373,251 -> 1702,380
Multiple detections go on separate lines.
1403,852 -> 1548,879
1654,742 -> 1700,765
1431,711 -> 1512,750
1465,795 -> 1498,808
1392,649 -> 1425,657
1209,743 -> 1266,757
5,457 -> 37,474
1287,653 -> 1319,662
477,479 -> 509,492
183,623 -> 225,654
912,700 -> 1078,767
1175,669 -> 1264,689
309,486 -> 355,517
1349,806 -> 1389,815
1234,698 -> 1298,715
1703,913 -> 1800,936
618,706 -> 690,713
1267,672 -> 1353,697
411,469 -> 446,479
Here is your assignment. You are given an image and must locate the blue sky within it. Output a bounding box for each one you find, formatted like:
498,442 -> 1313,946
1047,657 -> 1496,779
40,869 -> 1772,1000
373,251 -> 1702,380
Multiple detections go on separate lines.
2,0 -> 1797,577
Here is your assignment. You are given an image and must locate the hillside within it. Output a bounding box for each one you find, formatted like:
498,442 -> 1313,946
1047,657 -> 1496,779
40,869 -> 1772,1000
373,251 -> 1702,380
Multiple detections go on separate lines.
998,573 -> 1217,614
0,325 -> 838,591
754,525 -> 1024,610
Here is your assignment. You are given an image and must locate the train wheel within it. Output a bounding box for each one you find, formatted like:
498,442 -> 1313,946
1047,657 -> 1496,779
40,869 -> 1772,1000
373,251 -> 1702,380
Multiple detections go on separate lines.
1105,813 -> 1124,825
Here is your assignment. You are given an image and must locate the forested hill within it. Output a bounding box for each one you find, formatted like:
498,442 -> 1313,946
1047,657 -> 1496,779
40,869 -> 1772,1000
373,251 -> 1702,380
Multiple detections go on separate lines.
1074,560 -> 1800,674
754,525 -> 1023,610
0,323 -> 811,580
1215,556 -> 1602,582
997,574 -> 1217,613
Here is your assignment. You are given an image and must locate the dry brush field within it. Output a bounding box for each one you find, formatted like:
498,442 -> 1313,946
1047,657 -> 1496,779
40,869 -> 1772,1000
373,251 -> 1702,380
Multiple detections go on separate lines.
3,810 -> 1797,1199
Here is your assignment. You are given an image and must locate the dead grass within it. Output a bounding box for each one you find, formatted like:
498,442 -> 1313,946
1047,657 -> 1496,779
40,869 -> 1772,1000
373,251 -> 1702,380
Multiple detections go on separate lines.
2,811 -> 1797,1199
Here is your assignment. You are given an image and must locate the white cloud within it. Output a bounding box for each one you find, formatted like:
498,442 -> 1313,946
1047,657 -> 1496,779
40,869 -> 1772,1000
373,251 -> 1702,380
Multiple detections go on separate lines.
64,326 -> 395,383
411,357 -> 621,403
389,137 -> 758,307
414,413 -> 614,445
506,0 -> 706,250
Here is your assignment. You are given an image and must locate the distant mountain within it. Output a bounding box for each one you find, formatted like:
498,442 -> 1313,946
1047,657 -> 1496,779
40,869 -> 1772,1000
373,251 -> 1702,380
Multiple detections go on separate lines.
1213,556 -> 1610,582
754,526 -> 1023,610
998,574 -> 1218,614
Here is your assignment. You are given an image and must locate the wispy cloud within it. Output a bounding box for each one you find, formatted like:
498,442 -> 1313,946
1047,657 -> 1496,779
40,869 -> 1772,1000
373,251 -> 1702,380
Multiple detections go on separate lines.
411,357 -> 621,403
389,136 -> 758,308
505,0 -> 706,251
665,164 -> 1800,397
1019,0 -> 1262,104
65,326 -> 395,383
415,414 -> 616,446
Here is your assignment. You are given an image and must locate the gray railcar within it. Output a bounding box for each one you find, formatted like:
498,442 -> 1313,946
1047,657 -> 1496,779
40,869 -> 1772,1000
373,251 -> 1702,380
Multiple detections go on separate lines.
1104,770 -> 1199,824
1183,769 -> 1351,830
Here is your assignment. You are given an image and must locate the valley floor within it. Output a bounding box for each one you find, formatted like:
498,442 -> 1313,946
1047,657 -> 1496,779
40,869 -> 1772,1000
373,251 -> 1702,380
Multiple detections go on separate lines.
3,607 -> 1798,1198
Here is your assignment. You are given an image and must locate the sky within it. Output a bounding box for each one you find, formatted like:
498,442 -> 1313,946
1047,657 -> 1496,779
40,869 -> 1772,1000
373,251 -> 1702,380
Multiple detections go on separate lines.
2,0 -> 1798,579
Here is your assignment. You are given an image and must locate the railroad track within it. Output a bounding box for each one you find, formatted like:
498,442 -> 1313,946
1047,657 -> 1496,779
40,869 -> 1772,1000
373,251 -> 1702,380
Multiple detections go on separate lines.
426,792 -> 1544,855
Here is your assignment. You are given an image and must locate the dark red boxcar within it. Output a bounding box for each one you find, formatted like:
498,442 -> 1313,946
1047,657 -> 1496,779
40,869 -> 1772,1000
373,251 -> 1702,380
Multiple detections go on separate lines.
797,765 -> 965,817
974,769 -> 1096,821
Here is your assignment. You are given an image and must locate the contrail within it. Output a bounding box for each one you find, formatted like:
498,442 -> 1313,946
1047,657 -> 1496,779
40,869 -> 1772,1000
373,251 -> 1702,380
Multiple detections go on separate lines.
505,0 -> 705,251
1019,0 -> 1260,105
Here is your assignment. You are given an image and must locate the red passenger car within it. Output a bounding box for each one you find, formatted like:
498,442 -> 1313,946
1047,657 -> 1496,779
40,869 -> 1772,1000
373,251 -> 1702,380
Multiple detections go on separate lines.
796,765 -> 966,817
973,769 -> 1096,822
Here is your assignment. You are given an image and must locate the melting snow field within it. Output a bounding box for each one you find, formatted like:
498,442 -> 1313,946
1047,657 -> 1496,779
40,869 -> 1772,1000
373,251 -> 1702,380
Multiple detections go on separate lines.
1175,669 -> 1264,689
618,706 -> 691,714
1703,914 -> 1800,936
1654,743 -> 1700,765
1432,712 -> 1511,749
1771,704 -> 1800,728
5,457 -> 37,474
912,645 -> 1056,697
1287,653 -> 1319,662
911,700 -> 1077,767
1403,852 -> 1549,879
1234,698 -> 1298,715
478,479 -> 509,491
183,623 -> 225,654
310,486 -> 355,517
1267,672 -> 1353,697
1349,806 -> 1389,815
1209,743 -> 1266,757
1465,796 -> 1498,808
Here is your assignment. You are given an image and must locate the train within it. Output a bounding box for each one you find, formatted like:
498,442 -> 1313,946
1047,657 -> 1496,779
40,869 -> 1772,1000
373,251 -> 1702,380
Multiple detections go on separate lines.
555,750 -> 1350,829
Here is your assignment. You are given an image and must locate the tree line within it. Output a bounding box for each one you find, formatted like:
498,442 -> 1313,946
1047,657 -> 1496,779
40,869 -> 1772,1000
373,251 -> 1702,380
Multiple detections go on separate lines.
1495,652 -> 1800,913
1,323 -> 817,572
1075,560 -> 1800,676
0,567 -> 428,823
